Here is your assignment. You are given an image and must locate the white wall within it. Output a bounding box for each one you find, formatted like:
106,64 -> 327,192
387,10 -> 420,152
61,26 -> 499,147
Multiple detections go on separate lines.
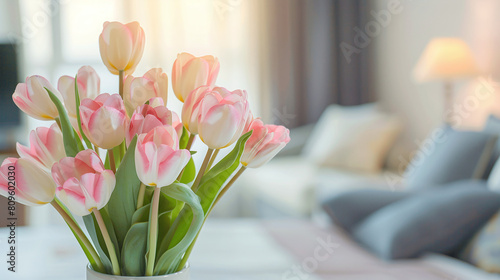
368,0 -> 500,168
369,0 -> 464,150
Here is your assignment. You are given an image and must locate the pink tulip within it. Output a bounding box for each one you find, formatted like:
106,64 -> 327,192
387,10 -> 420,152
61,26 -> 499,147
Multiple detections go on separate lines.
181,85 -> 211,135
126,102 -> 173,146
99,21 -> 145,75
80,93 -> 128,149
147,97 -> 166,108
243,110 -> 254,134
52,150 -> 115,216
13,75 -> 63,120
135,126 -> 190,187
172,111 -> 183,137
172,53 -> 219,102
58,66 -> 100,130
0,157 -> 56,206
123,68 -> 168,115
197,87 -> 250,149
16,123 -> 65,173
241,119 -> 290,168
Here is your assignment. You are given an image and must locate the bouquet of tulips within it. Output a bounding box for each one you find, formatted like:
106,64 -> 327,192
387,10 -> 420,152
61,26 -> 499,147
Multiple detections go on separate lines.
0,21 -> 290,276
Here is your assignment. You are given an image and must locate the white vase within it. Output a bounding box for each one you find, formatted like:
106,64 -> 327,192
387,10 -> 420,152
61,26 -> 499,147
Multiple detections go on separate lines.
86,265 -> 190,280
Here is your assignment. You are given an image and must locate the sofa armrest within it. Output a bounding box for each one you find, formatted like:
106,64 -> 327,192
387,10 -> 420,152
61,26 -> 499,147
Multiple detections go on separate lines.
277,123 -> 315,157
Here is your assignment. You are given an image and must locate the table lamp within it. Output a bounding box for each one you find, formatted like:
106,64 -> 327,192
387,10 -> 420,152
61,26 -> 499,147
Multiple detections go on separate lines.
413,38 -> 479,123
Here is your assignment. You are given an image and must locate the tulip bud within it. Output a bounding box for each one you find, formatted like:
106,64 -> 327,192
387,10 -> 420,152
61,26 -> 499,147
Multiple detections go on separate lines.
13,75 -> 63,120
123,68 -> 168,115
135,126 -> 191,187
80,93 -> 128,149
126,102 -> 173,146
16,123 -> 65,173
197,87 -> 249,149
58,66 -> 100,130
99,21 -> 145,75
52,150 -> 115,216
172,53 -> 219,102
240,119 -> 290,168
0,157 -> 56,206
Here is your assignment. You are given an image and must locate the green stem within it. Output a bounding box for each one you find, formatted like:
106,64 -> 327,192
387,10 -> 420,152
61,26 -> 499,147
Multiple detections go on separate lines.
93,144 -> 100,157
146,187 -> 161,276
93,209 -> 120,275
176,166 -> 246,271
51,201 -> 105,272
137,183 -> 146,210
108,149 -> 116,173
191,148 -> 214,192
55,117 -> 62,130
185,134 -> 195,150
205,149 -> 219,174
119,70 -> 124,99
214,166 -> 246,205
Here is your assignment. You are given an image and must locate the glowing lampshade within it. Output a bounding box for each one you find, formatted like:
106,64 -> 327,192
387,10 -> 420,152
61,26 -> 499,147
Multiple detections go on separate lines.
413,38 -> 479,82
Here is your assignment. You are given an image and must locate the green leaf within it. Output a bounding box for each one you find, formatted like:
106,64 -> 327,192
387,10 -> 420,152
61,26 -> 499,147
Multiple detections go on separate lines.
156,132 -> 251,273
141,186 -> 177,214
106,136 -> 142,248
46,88 -> 81,157
157,190 -> 177,247
159,190 -> 177,214
139,187 -> 177,246
74,74 -> 93,149
83,214 -> 112,274
132,203 -> 151,225
55,199 -> 106,273
121,222 -> 148,276
154,183 -> 204,275
179,158 -> 196,185
83,210 -> 120,274
74,128 -> 85,151
100,208 -> 120,259
179,126 -> 189,149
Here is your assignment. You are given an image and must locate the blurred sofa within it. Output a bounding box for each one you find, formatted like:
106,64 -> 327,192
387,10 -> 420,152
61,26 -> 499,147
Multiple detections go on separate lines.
232,103 -> 405,217
215,103 -> 500,277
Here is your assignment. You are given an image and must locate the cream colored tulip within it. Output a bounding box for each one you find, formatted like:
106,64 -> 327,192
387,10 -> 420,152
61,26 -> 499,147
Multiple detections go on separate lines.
99,21 -> 145,75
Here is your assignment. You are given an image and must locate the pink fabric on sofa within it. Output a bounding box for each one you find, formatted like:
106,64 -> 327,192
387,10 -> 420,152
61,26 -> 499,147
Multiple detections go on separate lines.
262,220 -> 463,280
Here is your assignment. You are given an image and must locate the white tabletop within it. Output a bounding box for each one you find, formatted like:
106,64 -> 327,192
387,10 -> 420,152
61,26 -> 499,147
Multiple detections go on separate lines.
0,219 -> 308,280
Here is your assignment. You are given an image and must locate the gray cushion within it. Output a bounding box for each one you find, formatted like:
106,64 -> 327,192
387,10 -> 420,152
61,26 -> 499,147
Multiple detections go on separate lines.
322,190 -> 410,232
405,126 -> 497,190
352,186 -> 500,260
411,178 -> 489,192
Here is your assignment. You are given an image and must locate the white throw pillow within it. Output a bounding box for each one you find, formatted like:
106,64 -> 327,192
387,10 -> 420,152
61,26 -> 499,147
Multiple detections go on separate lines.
303,104 -> 402,173
487,158 -> 500,191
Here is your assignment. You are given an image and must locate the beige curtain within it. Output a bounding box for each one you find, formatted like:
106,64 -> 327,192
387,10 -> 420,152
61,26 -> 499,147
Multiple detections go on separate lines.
120,0 -> 265,116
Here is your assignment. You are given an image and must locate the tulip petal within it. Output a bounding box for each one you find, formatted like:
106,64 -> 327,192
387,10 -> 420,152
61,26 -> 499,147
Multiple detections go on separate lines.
13,76 -> 62,120
57,177 -> 92,216
157,149 -> 191,187
101,22 -> 133,70
14,158 -> 55,205
134,126 -> 189,187
199,104 -> 241,149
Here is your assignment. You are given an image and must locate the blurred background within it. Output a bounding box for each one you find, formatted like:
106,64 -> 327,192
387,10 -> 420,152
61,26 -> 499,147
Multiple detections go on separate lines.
1,0 -> 500,224
7,1 -> 500,279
